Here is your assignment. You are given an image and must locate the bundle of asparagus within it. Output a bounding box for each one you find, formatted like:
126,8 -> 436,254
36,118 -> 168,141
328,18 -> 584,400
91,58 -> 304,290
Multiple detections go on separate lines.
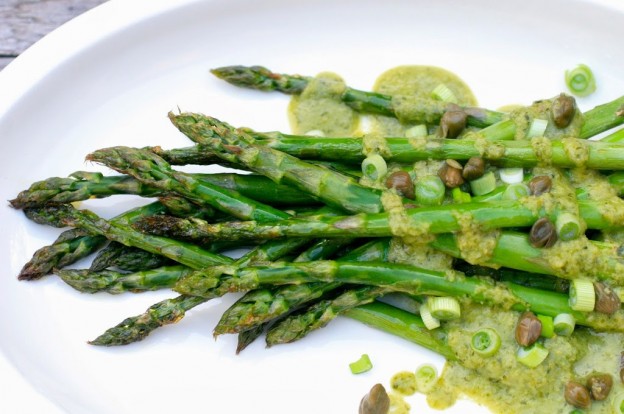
11,65 -> 624,412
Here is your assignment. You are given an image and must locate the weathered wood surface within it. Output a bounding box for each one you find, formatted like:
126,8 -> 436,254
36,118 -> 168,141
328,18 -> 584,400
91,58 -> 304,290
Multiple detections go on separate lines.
0,0 -> 107,71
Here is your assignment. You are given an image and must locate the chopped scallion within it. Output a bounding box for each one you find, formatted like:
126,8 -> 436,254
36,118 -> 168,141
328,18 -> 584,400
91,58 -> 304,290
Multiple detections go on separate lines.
565,64 -> 596,97
516,342 -> 549,368
349,354 -> 373,374
556,212 -> 582,241
415,364 -> 438,393
427,296 -> 461,320
361,154 -> 388,181
569,279 -> 595,312
420,302 -> 441,330
415,175 -> 446,206
553,313 -> 576,336
470,171 -> 497,196
499,168 -> 524,184
526,118 -> 549,138
471,328 -> 502,357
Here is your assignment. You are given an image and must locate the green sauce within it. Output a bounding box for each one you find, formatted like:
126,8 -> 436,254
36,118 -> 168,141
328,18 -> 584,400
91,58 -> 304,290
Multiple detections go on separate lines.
373,65 -> 477,136
288,72 -> 359,136
426,305 -> 624,414
286,65 -> 623,414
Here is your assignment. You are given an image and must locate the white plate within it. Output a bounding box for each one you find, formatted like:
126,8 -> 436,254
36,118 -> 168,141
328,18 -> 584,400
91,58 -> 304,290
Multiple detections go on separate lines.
2,0 -> 624,412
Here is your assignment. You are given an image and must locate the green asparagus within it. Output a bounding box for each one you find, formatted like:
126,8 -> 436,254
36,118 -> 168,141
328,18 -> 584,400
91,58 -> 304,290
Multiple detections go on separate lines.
173,259 -> 624,332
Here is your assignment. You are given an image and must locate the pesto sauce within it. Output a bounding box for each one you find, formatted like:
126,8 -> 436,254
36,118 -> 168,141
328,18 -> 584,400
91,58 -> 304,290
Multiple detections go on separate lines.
425,305 -> 624,414
286,66 -> 624,414
288,72 -> 359,136
372,65 -> 477,136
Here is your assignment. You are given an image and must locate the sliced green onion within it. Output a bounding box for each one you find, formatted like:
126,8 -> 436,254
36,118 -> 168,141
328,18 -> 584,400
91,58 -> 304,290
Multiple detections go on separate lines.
470,171 -> 497,196
427,296 -> 461,320
553,313 -> 576,336
405,124 -> 428,138
565,64 -> 596,97
451,187 -> 472,203
415,175 -> 446,206
569,410 -> 585,414
349,354 -> 373,374
612,392 -> 624,414
502,183 -> 530,201
516,342 -> 549,368
304,129 -> 325,137
471,328 -> 502,357
499,168 -> 524,184
569,279 -> 595,312
415,364 -> 438,393
420,302 -> 441,330
556,212 -> 582,241
361,154 -> 388,181
526,118 -> 549,138
431,83 -> 458,104
537,314 -> 554,339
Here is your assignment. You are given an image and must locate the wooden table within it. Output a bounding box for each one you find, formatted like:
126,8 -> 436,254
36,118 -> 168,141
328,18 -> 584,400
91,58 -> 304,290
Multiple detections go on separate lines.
0,0 -> 108,71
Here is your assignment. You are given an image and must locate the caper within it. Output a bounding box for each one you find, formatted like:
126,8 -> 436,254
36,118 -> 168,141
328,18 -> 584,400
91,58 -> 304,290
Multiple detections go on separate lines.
564,381 -> 591,409
528,175 -> 553,196
586,373 -> 613,401
438,106 -> 467,139
359,383 -> 390,414
462,157 -> 485,181
593,282 -> 621,315
515,311 -> 542,347
529,217 -> 558,248
438,160 -> 465,188
551,93 -> 577,129
385,171 -> 415,199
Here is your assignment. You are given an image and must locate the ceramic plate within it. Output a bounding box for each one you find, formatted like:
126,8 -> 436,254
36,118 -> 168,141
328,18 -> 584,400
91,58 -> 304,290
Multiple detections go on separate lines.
1,0 -> 624,412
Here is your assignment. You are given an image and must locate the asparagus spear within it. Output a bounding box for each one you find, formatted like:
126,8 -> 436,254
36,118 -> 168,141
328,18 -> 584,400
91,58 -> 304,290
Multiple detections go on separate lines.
169,112 -> 388,214
18,229 -> 105,281
131,198 -> 620,242
24,203 -> 233,268
10,170 -> 317,209
429,231 -> 624,284
236,325 -> 265,354
17,200 -> 173,280
225,129 -> 624,169
89,235 -> 313,345
343,301 -> 456,361
215,238 -> 386,336
89,242 -> 174,272
173,259 -> 624,332
87,146 -> 294,222
89,295 -> 207,346
265,261 -> 578,345
210,65 -> 501,127
266,285 -> 393,346
88,193 -> 343,345
151,144 -> 361,178
58,265 -> 191,294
